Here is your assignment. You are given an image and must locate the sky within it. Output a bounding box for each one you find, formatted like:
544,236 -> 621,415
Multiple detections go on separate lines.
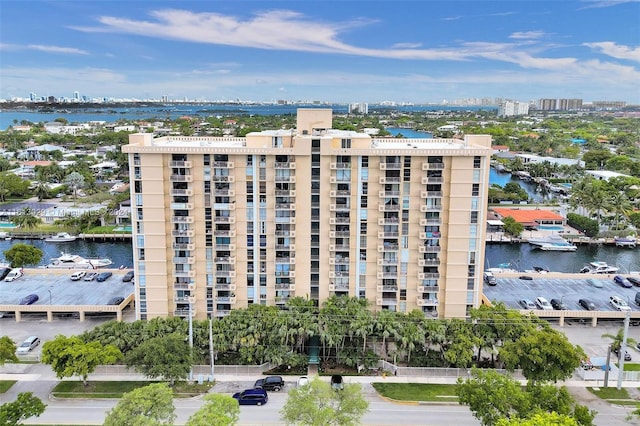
1,0 -> 639,104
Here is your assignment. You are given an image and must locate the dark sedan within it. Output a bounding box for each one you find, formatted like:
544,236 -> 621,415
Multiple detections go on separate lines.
579,298 -> 596,311
627,277 -> 640,287
19,294 -> 39,305
614,275 -> 633,288
550,298 -> 567,310
96,271 -> 113,282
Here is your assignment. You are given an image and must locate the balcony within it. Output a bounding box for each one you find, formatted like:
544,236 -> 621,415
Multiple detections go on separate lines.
420,218 -> 442,226
214,230 -> 236,237
418,258 -> 440,266
169,160 -> 192,168
215,270 -> 236,278
330,230 -> 350,238
170,174 -> 193,182
275,203 -> 295,210
275,230 -> 295,237
174,282 -> 195,291
170,203 -> 194,210
329,283 -> 350,291
275,284 -> 296,291
329,257 -> 350,265
213,216 -> 235,224
172,230 -> 195,237
379,162 -> 402,170
215,283 -> 236,291
173,270 -> 195,278
417,298 -> 439,306
330,204 -> 350,211
329,217 -> 350,224
330,176 -> 350,183
376,298 -> 398,306
172,243 -> 195,250
418,285 -> 439,293
329,271 -> 350,278
418,272 -> 440,280
422,162 -> 445,170
275,296 -> 291,304
214,257 -> 235,264
215,296 -> 237,304
275,189 -> 296,196
330,163 -> 351,169
174,308 -> 196,317
420,232 -> 441,240
377,271 -> 397,279
171,216 -> 194,224
214,310 -> 231,317
275,175 -> 296,183
379,191 -> 400,197
377,258 -> 398,266
173,256 -> 195,265
421,176 -> 443,184
419,245 -> 442,253
378,217 -> 399,225
214,244 -> 236,250
275,244 -> 295,250
378,204 -> 401,212
330,190 -> 351,197
275,216 -> 296,224
212,161 -> 234,168
420,204 -> 442,212
378,231 -> 399,238
377,285 -> 398,292
379,177 -> 401,184
377,244 -> 399,252
214,189 -> 234,196
274,162 -> 295,169
212,175 -> 235,182
170,189 -> 193,196
329,244 -> 350,251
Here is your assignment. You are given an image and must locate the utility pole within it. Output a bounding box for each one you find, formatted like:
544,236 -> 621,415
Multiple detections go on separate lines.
209,317 -> 215,380
617,311 -> 631,390
604,345 -> 611,388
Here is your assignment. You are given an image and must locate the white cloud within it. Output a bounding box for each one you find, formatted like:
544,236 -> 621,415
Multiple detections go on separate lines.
509,31 -> 545,40
391,42 -> 422,49
584,41 -> 640,62
579,0 -> 640,9
0,43 -> 88,55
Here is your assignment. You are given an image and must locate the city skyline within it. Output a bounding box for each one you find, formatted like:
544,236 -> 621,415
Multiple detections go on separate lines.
1,1 -> 639,103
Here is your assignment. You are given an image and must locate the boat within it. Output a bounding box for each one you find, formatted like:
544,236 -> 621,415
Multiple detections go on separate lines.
44,232 -> 77,243
527,235 -> 577,251
45,252 -> 113,269
614,236 -> 637,248
579,261 -> 619,274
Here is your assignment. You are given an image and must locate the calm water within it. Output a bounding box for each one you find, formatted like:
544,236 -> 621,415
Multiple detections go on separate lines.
0,239 -> 133,268
0,104 -> 496,129
385,127 -> 432,138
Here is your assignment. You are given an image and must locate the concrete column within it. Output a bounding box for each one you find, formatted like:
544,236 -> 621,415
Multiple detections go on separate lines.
116,310 -> 122,322
15,311 -> 21,322
47,311 -> 53,322
592,316 -> 598,327
559,315 -> 565,327
79,311 -> 85,322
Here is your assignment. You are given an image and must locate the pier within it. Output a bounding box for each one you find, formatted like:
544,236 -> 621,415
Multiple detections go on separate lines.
3,232 -> 132,242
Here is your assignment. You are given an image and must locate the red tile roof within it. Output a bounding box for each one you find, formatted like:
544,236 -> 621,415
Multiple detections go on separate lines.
492,207 -> 564,224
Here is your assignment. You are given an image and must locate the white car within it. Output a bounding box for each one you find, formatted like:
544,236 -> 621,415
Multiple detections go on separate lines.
535,297 -> 553,310
610,295 -> 632,311
16,336 -> 40,354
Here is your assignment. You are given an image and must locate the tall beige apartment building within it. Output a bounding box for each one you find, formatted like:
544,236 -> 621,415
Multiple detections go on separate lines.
122,109 -> 492,321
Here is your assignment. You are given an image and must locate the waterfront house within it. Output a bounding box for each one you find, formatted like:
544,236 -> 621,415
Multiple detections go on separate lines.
491,207 -> 566,230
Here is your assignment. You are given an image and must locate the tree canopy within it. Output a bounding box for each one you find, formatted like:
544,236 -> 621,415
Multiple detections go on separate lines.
3,243 -> 43,267
124,333 -> 192,385
0,336 -> 19,365
103,383 -> 176,426
185,393 -> 239,426
0,392 -> 46,426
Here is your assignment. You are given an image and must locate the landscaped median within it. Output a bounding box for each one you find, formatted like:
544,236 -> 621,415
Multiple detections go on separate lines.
372,383 -> 459,405
587,387 -> 640,408
50,381 -> 213,399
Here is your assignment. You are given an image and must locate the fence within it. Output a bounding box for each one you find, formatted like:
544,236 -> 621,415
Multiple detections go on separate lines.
90,363 -> 272,378
378,360 -> 525,380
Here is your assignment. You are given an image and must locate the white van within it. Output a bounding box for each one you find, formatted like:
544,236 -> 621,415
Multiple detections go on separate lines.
70,270 -> 86,281
16,336 -> 40,354
4,268 -> 23,282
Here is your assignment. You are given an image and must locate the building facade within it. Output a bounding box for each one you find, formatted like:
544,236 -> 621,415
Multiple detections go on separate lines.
122,109 -> 492,321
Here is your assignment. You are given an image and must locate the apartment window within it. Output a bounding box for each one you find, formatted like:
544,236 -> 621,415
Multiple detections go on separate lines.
133,153 -> 140,166
134,166 -> 141,180
403,157 -> 411,168
204,154 -> 210,166
403,168 -> 410,182
341,139 -> 351,149
135,194 -> 143,206
470,211 -> 478,223
134,181 -> 142,194
312,139 -> 321,149
473,156 -> 481,169
467,279 -> 475,290
361,182 -> 368,195
469,251 -> 476,264
361,156 -> 368,167
272,136 -> 283,148
137,248 -> 145,260
472,184 -> 480,196
360,222 -> 367,234
360,197 -> 367,208
136,208 -> 143,221
247,155 -> 253,166
468,265 -> 476,277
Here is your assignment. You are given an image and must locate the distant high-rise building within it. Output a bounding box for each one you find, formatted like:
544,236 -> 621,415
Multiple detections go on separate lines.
29,92 -> 36,102
122,108 -> 492,321
557,99 -> 583,110
498,100 -> 529,117
348,103 -> 368,114
538,99 -> 557,111
592,101 -> 626,110
73,91 -> 80,101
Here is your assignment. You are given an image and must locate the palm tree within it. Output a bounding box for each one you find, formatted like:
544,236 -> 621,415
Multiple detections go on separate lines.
34,181 -> 49,201
12,207 -> 41,230
608,192 -> 633,231
602,328 -> 637,353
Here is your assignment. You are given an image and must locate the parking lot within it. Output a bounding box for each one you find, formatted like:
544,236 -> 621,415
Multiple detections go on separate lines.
484,275 -> 640,312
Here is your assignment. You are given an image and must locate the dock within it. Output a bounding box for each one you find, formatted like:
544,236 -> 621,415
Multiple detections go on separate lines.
4,232 -> 132,242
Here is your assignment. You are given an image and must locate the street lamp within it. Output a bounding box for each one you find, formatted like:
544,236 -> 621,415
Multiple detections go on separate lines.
47,289 -> 52,305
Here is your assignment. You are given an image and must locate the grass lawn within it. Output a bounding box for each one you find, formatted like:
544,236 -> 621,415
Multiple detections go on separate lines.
372,383 -> 458,402
0,380 -> 17,393
621,363 -> 640,372
51,380 -> 213,398
587,387 -> 630,400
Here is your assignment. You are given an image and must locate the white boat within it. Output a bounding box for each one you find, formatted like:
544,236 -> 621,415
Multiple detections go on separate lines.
45,252 -> 113,269
528,235 -> 577,251
44,232 -> 77,243
579,261 -> 619,274
614,236 -> 637,248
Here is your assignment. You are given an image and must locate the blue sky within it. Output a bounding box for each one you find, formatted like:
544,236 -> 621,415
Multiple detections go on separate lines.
1,0 -> 639,104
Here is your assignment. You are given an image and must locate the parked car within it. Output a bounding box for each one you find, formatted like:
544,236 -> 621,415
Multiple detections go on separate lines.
232,388 -> 268,406
587,278 -> 604,288
107,296 -> 125,305
609,295 -> 632,311
627,277 -> 640,287
550,298 -> 567,310
614,275 -> 633,288
4,268 -> 23,282
483,272 -> 497,286
254,376 -> 284,392
96,271 -> 113,282
16,336 -> 40,354
0,267 -> 11,281
84,272 -> 98,281
122,271 -> 134,282
518,299 -> 536,309
579,298 -> 596,311
19,294 -> 39,305
70,271 -> 86,281
519,275 -> 533,281
297,376 -> 309,387
535,297 -> 552,310
613,347 -> 632,361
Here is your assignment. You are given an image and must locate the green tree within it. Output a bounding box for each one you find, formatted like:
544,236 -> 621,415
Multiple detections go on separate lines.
601,328 -> 637,353
41,335 -> 122,385
280,376 -> 369,426
0,392 -> 46,426
185,393 -> 239,426
103,383 -> 176,426
501,216 -> 524,237
11,208 -> 42,230
3,243 -> 43,267
0,173 -> 30,202
0,336 -> 19,365
496,412 -> 579,426
33,181 -> 49,201
500,327 -> 583,384
63,171 -> 85,200
124,333 -> 192,385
